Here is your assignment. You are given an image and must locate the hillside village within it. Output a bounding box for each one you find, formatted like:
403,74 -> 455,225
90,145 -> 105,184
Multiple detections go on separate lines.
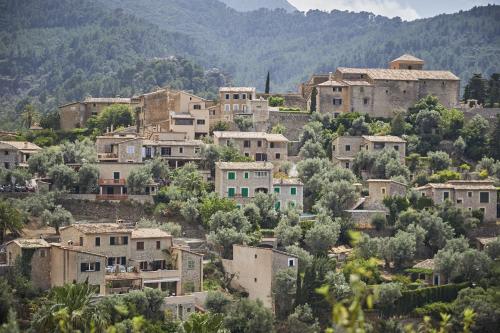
0,54 -> 500,332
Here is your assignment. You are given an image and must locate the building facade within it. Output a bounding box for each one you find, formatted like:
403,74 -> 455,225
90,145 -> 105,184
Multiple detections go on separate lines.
222,245 -> 298,309
212,87 -> 257,124
0,141 -> 41,169
213,131 -> 288,164
414,180 -> 498,222
59,223 -> 203,295
313,55 -> 460,118
332,135 -> 406,169
273,178 -> 304,212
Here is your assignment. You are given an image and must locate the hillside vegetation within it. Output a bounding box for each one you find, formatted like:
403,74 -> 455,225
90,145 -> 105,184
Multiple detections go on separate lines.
99,0 -> 500,91
0,0 -> 224,129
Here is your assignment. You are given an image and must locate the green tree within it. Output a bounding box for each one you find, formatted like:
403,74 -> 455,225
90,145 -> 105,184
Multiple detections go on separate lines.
127,165 -> 153,194
299,140 -> 327,159
199,193 -> 237,226
314,180 -> 358,217
180,198 -> 200,223
234,115 -> 253,132
487,73 -> 500,106
464,73 -> 487,105
48,164 -> 77,190
428,151 -> 452,172
273,268 -> 297,319
391,112 -> 406,136
284,304 -> 320,333
224,299 -> 274,333
381,231 -> 416,269
271,123 -> 286,134
78,163 -> 99,193
0,201 -> 23,243
310,87 -> 317,112
205,291 -> 231,314
304,218 -> 340,255
461,114 -> 489,161
21,104 -> 40,129
453,287 -> 500,333
41,206 -> 74,234
211,121 -> 230,133
489,115 -> 500,160
87,104 -> 134,133
375,283 -> 402,316
0,279 -> 13,325
269,96 -> 285,107
182,312 -> 225,333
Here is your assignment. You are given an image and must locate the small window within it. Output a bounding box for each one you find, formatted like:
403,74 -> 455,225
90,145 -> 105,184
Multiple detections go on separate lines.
136,242 -> 144,251
127,146 -> 135,154
95,237 -> 100,247
254,278 -> 257,282
228,187 -> 236,197
196,119 -> 205,125
225,94 -> 230,100
140,261 -> 148,270
188,260 -> 195,270
332,145 -> 336,152
345,145 -> 351,151
193,104 -> 202,110
40,249 -> 46,258
254,254 -> 258,259
3,151 -> 8,155
244,140 -> 251,148
274,187 -> 280,194
457,199 -> 463,204
381,188 -> 386,195
227,172 -> 236,180
156,241 -> 161,250
275,201 -> 281,210
275,153 -> 281,159
224,104 -> 230,112
443,192 -> 450,200
363,98 -> 369,105
385,90 -> 389,94
242,94 -> 247,100
233,104 -> 239,111
394,145 -> 399,151
244,172 -> 249,179
479,207 -> 485,213
179,147 -> 184,154
291,187 -> 297,196
233,94 -> 239,99
479,192 -> 490,203
345,162 -> 350,169
257,141 -> 262,147
468,192 -> 473,198
288,258 -> 295,267
79,237 -> 83,246
241,188 -> 249,198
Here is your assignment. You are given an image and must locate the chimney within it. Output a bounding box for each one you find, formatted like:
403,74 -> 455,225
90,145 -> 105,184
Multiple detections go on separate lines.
329,72 -> 334,81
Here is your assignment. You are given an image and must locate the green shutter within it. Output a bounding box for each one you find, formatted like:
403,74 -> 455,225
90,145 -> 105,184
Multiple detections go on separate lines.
275,201 -> 281,210
244,172 -> 249,179
228,172 -> 236,180
274,187 -> 280,194
241,188 -> 249,197
228,188 -> 235,197
291,187 -> 297,195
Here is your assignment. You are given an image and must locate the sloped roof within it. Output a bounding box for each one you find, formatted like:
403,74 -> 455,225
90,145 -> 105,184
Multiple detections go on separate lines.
0,141 -> 41,151
62,223 -> 131,234
413,259 -> 435,270
131,228 -> 171,239
337,67 -> 459,81
219,87 -> 256,93
390,54 -> 424,63
216,162 -> 274,171
213,131 -> 289,142
10,239 -> 51,249
83,97 -> 132,104
362,135 -> 406,143
273,178 -> 303,186
318,80 -> 348,87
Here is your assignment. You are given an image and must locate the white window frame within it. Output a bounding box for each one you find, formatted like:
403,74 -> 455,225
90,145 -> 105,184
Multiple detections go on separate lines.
288,258 -> 296,267
127,146 -> 135,154
224,104 -> 230,112
233,104 -> 239,111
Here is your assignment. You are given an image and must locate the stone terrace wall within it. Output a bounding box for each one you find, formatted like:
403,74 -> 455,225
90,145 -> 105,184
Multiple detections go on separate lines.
460,107 -> 500,122
260,111 -> 311,141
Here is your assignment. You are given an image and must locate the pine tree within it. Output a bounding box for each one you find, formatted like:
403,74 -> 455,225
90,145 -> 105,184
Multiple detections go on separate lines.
487,73 -> 500,107
310,87 -> 317,112
467,73 -> 487,105
265,71 -> 270,94
489,115 -> 500,160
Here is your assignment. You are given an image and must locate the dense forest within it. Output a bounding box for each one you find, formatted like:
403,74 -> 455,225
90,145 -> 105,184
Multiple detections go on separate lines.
220,0 -> 297,12
0,0 -> 226,129
99,0 -> 500,90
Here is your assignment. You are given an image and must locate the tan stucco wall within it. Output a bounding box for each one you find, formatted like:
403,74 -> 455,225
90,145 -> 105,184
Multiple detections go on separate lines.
215,167 -> 273,204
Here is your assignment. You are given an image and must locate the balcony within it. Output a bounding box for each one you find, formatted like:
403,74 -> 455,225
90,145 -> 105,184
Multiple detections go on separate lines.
99,178 -> 126,186
97,194 -> 128,201
98,153 -> 118,160
140,269 -> 181,281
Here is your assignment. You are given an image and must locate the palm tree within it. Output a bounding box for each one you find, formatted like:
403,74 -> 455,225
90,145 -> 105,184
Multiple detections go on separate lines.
182,312 -> 227,333
0,200 -> 23,244
31,282 -> 108,333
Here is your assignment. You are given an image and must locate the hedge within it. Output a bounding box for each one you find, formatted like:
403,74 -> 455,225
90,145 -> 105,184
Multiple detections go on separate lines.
384,282 -> 470,316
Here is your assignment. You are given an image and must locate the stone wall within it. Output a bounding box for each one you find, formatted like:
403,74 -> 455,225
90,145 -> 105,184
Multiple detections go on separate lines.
460,108 -> 500,122
263,111 -> 311,141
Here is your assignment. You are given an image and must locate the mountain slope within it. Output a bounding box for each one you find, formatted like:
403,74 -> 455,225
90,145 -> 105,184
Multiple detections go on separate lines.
0,0 -> 224,128
98,0 -> 500,91
220,0 -> 296,12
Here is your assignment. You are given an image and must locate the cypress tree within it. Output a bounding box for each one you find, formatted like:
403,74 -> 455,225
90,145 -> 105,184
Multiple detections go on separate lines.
310,87 -> 317,112
265,71 -> 270,94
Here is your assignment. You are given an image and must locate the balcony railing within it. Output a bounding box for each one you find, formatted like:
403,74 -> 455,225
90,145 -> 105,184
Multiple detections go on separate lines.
97,194 -> 128,201
140,269 -> 181,280
99,178 -> 126,186
98,153 -> 118,160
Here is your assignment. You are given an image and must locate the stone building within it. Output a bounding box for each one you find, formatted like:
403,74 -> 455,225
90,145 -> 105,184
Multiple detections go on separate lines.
312,54 -> 460,117
222,245 -> 298,310
4,239 -> 106,293
414,180 -> 499,222
212,87 -> 257,124
332,135 -> 406,169
59,97 -> 138,130
273,178 -> 304,212
213,131 -> 289,164
59,223 -> 203,295
0,141 -> 41,169
136,89 -> 213,140
215,162 -> 274,205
